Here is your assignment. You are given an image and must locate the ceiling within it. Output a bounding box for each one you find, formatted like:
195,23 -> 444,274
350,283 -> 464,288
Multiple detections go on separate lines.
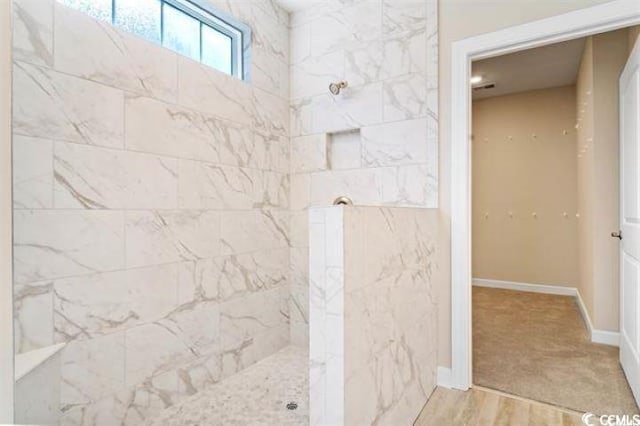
275,0 -> 320,12
471,38 -> 587,100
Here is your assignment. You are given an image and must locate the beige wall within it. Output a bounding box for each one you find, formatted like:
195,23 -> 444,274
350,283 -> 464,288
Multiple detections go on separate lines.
472,86 -> 578,287
0,0 -> 13,422
628,25 -> 640,54
438,0 -> 615,367
576,37 -> 595,321
576,29 -> 628,332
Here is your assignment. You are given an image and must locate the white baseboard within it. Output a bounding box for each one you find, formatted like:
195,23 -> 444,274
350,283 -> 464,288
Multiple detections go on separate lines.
573,288 -> 619,347
436,366 -> 452,389
574,289 -> 594,336
472,278 -> 577,296
473,278 -> 619,347
591,329 -> 619,346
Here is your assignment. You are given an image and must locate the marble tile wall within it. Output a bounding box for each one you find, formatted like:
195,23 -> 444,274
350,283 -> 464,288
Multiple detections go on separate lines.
288,0 -> 439,347
309,206 -> 438,425
11,0 -> 291,424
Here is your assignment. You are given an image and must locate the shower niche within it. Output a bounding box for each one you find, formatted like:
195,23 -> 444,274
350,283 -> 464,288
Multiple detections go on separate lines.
326,129 -> 362,171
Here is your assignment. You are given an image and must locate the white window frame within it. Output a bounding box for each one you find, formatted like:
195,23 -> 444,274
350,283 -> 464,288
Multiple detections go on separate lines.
164,0 -> 251,80
63,0 -> 252,80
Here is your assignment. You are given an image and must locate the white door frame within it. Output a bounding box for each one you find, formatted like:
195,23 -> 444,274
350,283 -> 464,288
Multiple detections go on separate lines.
450,0 -> 640,390
0,0 -> 13,422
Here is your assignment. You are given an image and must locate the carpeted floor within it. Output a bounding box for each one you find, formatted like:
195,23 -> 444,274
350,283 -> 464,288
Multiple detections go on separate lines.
473,286 -> 639,415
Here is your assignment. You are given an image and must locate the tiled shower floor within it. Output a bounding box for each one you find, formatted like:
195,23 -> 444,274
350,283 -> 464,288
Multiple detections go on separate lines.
145,346 -> 309,426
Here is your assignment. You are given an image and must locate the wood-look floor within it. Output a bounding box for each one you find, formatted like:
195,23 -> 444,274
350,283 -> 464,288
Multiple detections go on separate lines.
414,386 -> 584,426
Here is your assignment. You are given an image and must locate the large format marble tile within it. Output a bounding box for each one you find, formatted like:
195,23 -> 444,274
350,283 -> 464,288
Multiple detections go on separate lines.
62,346 -> 219,425
382,32 -> 428,79
289,21 -> 311,64
289,212 -> 309,248
290,246 -> 309,288
313,83 -> 384,135
252,132 -> 291,173
60,384 -> 150,426
158,299 -> 223,364
125,210 -> 221,268
178,160 -> 255,210
12,134 -> 53,209
179,252 -> 288,316
382,0 -> 428,39
309,1 -> 381,56
221,323 -> 289,378
253,87 -> 289,138
177,259 -> 222,305
256,171 -> 290,209
177,57 -> 254,125
290,173 -> 311,211
290,97 -> 315,138
309,168 -> 384,206
12,0 -> 54,67
54,142 -> 178,209
383,73 -> 428,121
176,350 -> 223,397
214,248 -> 289,302
290,50 -> 344,100
252,45 -> 289,100
290,134 -> 328,173
219,287 -> 287,352
345,207 -> 437,425
288,0 -> 439,353
53,264 -> 180,341
361,118 -> 429,167
124,323 -> 198,387
54,3 -> 177,102
125,95 -> 248,165
380,164 -> 436,206
289,285 -> 309,328
13,210 -> 125,284
380,0 -> 429,81
13,0 -> 295,424
308,206 -> 344,426
308,206 -> 438,425
61,332 -> 126,410
13,61 -> 124,148
14,280 -> 54,353
248,3 -> 289,64
220,210 -> 289,255
344,41 -> 384,87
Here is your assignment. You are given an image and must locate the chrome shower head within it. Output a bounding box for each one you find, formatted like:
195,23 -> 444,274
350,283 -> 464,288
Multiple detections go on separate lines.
329,81 -> 348,95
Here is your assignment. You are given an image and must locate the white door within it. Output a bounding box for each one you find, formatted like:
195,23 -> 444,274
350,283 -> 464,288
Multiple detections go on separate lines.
620,39 -> 640,406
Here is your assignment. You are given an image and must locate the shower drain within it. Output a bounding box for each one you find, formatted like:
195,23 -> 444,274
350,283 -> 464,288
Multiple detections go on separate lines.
286,402 -> 298,411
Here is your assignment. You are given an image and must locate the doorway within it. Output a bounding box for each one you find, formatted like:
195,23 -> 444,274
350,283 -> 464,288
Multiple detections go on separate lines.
450,0 -> 640,410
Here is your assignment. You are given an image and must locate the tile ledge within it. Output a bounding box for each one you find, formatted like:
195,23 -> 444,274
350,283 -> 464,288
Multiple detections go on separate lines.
15,343 -> 66,381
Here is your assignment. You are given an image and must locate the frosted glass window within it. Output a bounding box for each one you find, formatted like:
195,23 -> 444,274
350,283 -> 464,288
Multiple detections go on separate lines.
56,0 -> 250,80
162,4 -> 200,61
114,0 -> 162,43
202,25 -> 232,75
60,0 -> 112,22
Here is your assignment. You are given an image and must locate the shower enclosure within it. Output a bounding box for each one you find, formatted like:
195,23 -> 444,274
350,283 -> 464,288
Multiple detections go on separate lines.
308,205 -> 438,425
8,0 -> 440,424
